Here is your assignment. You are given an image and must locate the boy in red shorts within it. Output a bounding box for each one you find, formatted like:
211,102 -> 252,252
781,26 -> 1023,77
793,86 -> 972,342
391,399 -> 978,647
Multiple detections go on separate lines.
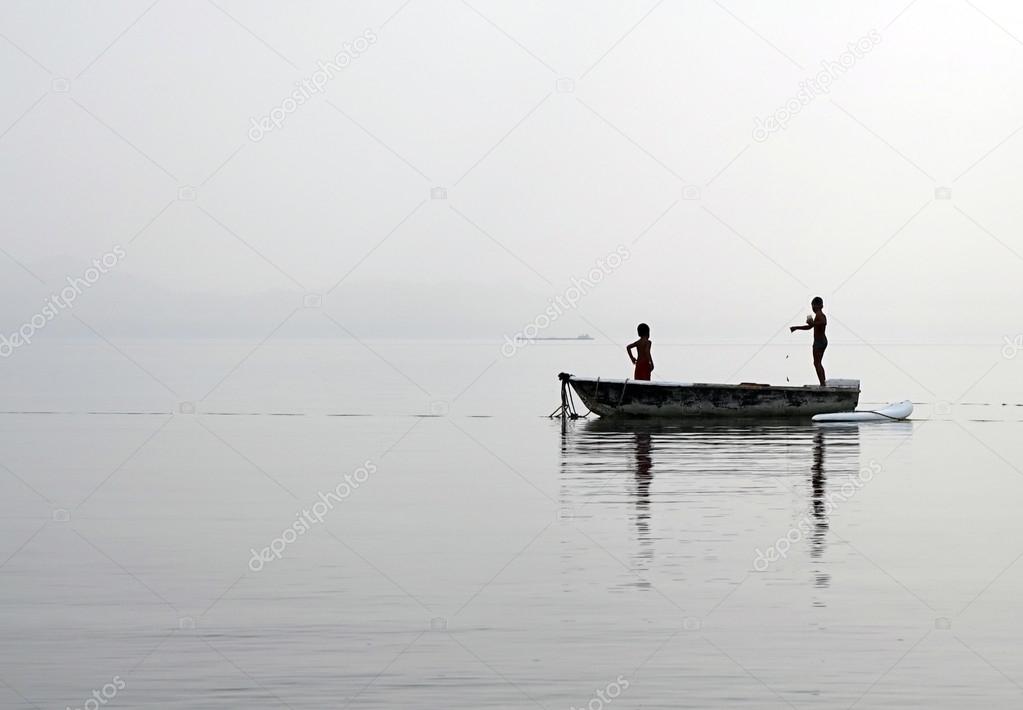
627,323 -> 654,380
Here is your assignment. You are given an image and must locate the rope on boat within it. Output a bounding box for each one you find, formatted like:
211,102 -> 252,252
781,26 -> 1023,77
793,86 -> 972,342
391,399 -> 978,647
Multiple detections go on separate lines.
617,379 -> 629,407
550,372 -> 588,420
569,384 -> 588,417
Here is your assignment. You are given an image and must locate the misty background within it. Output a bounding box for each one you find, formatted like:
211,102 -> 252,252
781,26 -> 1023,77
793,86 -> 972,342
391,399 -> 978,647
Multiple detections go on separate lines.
1,0 -> 1021,347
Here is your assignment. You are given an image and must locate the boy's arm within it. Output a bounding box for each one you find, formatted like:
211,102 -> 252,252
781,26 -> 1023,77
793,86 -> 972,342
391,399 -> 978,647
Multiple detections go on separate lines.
626,340 -> 638,363
790,324 -> 812,332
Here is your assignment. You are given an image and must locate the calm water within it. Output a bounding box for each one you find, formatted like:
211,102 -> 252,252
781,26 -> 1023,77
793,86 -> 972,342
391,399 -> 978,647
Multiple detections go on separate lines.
2,340 -> 1023,708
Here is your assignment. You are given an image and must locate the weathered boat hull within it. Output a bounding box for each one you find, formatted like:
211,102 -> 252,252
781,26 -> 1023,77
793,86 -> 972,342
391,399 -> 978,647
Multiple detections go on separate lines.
564,375 -> 859,418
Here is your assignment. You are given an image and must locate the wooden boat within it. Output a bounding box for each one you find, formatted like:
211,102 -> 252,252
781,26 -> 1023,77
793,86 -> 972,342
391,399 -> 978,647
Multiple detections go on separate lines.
559,373 -> 859,418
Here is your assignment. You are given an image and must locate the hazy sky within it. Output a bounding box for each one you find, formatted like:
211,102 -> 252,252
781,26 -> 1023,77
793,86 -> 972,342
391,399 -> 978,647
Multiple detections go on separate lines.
1,0 -> 1021,344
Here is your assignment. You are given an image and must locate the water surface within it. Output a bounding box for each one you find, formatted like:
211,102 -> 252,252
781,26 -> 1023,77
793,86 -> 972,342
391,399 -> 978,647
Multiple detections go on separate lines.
1,341 -> 1022,708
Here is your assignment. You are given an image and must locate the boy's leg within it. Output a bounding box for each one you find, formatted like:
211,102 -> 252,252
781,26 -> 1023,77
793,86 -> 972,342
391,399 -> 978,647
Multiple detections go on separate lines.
812,348 -> 826,386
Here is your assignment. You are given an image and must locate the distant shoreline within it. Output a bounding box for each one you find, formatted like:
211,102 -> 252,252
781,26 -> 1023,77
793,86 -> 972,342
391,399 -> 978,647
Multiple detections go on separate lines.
516,335 -> 594,341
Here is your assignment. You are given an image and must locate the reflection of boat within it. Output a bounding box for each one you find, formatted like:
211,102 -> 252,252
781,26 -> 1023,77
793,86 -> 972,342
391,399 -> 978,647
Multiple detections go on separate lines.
560,373 -> 859,418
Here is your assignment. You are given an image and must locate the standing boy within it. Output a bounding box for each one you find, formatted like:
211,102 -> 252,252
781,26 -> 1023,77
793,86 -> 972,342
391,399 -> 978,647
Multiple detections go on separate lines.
790,297 -> 827,386
627,323 -> 654,381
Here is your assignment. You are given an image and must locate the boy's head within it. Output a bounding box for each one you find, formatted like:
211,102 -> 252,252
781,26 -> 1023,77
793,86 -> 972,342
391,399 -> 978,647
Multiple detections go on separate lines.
637,323 -> 650,338
811,296 -> 823,311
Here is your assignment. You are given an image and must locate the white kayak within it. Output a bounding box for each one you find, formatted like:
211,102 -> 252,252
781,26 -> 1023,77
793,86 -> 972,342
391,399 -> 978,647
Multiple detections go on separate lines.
812,400 -> 913,422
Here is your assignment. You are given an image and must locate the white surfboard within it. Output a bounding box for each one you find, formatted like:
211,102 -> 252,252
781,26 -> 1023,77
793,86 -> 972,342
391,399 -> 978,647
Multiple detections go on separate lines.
812,400 -> 913,422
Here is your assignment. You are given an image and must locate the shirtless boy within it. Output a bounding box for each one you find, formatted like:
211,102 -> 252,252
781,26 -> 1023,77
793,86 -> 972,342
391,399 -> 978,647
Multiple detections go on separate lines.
790,297 -> 827,386
627,323 -> 654,381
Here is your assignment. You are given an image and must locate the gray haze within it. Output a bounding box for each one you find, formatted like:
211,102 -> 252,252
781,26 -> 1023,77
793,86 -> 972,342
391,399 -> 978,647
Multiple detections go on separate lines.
2,0 -> 1022,345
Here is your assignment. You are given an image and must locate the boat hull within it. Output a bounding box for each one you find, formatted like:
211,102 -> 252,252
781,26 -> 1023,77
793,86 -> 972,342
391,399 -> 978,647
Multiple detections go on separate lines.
566,376 -> 859,418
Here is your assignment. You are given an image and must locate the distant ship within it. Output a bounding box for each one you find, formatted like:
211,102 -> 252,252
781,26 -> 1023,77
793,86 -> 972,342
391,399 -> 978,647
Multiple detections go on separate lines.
518,334 -> 594,341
